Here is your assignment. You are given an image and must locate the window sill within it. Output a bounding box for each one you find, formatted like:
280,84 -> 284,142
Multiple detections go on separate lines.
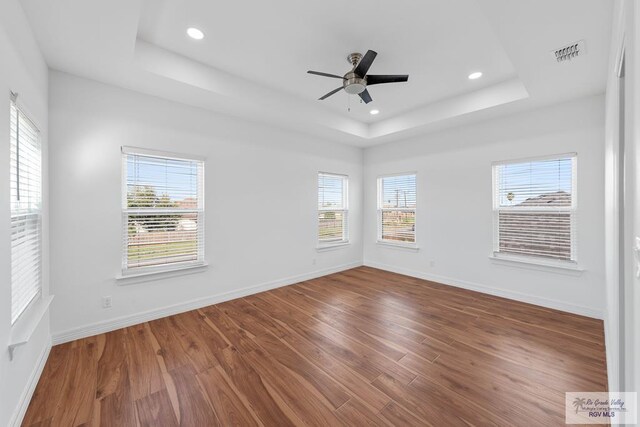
376,240 -> 420,252
316,242 -> 350,252
489,254 -> 584,275
9,295 -> 54,360
116,261 -> 209,284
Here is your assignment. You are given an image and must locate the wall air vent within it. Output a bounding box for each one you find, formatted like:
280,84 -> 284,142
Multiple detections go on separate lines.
551,40 -> 586,63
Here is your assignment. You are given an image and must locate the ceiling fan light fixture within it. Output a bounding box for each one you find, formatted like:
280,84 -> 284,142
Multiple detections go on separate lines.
343,72 -> 366,94
344,83 -> 366,95
187,27 -> 204,40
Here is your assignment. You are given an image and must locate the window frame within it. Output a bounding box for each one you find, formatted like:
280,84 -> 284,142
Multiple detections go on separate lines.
317,172 -> 349,249
9,98 -> 43,325
376,172 -> 418,248
120,146 -> 206,277
491,153 -> 578,267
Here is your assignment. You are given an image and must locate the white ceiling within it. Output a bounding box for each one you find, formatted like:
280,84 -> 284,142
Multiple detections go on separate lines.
20,0 -> 612,147
137,0 -> 517,123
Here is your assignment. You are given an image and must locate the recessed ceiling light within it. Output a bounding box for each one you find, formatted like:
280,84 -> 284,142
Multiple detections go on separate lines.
468,72 -> 483,80
370,109 -> 380,115
187,27 -> 204,40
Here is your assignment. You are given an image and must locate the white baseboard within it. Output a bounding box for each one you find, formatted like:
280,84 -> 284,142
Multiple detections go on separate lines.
52,261 -> 363,345
364,260 -> 603,319
10,337 -> 52,427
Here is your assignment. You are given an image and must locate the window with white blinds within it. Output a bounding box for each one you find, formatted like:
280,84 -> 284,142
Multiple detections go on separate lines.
493,154 -> 577,262
318,173 -> 348,244
122,147 -> 204,273
10,101 -> 42,324
377,174 -> 417,244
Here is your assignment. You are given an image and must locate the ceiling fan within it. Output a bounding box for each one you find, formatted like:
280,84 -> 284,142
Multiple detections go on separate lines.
307,50 -> 408,104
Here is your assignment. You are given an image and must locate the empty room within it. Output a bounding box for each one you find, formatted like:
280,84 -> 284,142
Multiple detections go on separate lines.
1,0 -> 639,425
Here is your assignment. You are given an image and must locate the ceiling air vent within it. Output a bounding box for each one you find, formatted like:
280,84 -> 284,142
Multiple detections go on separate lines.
551,40 -> 586,63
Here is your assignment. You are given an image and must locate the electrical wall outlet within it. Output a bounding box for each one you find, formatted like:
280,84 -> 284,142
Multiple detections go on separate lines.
429,259 -> 435,268
312,258 -> 317,265
102,296 -> 112,309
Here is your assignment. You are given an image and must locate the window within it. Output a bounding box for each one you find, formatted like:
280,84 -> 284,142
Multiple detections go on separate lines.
122,147 -> 204,274
10,100 -> 42,324
377,174 -> 417,245
493,154 -> 577,263
318,173 -> 348,245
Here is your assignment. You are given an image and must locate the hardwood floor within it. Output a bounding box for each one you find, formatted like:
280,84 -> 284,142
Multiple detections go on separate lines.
23,267 -> 608,426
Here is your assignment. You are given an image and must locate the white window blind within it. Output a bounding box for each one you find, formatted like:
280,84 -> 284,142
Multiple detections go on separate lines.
493,154 -> 577,262
10,100 -> 42,324
122,148 -> 204,272
377,174 -> 416,244
318,173 -> 348,244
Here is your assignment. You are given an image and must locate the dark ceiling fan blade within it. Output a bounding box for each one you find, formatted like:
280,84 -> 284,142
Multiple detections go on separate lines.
353,50 -> 378,77
366,75 -> 409,85
358,89 -> 372,104
307,71 -> 346,79
319,86 -> 344,100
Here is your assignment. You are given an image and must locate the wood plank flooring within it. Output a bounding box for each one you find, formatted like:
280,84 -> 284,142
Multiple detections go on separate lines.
23,267 -> 608,426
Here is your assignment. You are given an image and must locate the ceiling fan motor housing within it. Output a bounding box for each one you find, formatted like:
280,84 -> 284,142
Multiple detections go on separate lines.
343,72 -> 367,94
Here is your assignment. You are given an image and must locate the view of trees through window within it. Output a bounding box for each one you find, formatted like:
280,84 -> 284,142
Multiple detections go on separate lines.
124,153 -> 202,269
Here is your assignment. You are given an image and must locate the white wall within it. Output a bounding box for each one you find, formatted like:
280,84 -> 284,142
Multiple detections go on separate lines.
48,71 -> 363,341
604,0 -> 640,399
364,95 -> 606,318
603,0 -> 625,396
624,0 -> 640,401
0,0 -> 51,425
